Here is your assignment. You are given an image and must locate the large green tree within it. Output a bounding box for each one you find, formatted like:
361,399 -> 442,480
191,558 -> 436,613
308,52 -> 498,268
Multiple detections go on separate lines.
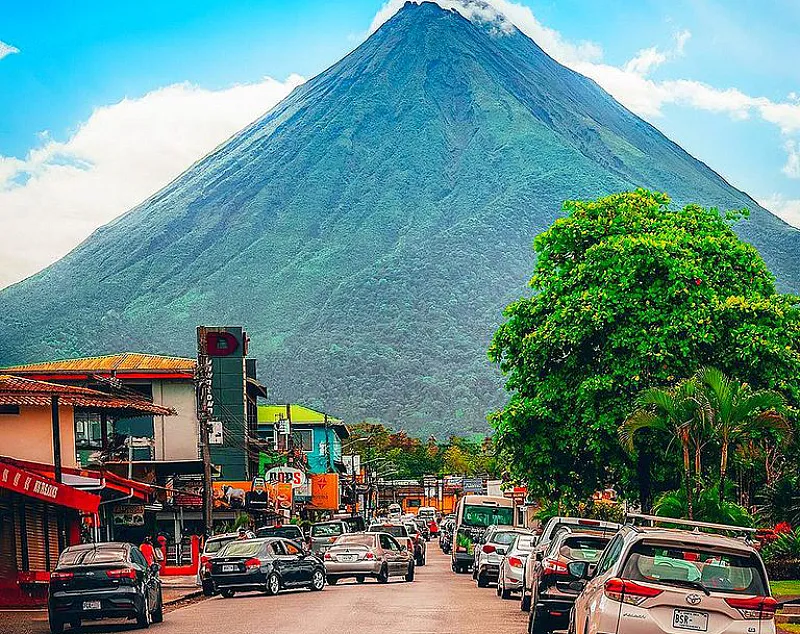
489,190 -> 800,504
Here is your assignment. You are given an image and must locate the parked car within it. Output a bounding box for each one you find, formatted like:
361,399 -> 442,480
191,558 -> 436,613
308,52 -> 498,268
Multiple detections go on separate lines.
367,523 -> 414,554
414,517 -> 432,541
417,506 -> 440,537
569,522 -> 776,634
209,537 -> 325,597
403,520 -> 428,566
198,532 -> 238,596
387,503 -> 403,519
472,524 -> 515,577
324,533 -> 415,584
474,527 -> 532,588
525,530 -> 611,633
255,524 -> 305,542
497,533 -> 537,600
310,520 -> 350,555
439,519 -> 455,554
48,542 -> 163,633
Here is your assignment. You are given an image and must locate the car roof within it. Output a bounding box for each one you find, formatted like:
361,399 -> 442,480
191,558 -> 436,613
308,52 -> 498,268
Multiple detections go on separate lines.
63,542 -> 129,552
625,525 -> 757,553
208,532 -> 239,540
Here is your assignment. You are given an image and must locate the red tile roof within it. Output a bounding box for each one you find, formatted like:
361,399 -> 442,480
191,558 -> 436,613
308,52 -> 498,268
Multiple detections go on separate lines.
0,375 -> 175,416
1,353 -> 196,376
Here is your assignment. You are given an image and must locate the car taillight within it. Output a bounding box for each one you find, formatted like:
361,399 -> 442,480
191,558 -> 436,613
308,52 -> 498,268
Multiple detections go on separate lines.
106,568 -> 137,579
482,544 -> 496,554
725,596 -> 778,620
578,519 -> 601,527
323,552 -> 333,561
50,571 -> 74,582
508,557 -> 524,569
365,552 -> 375,560
542,558 -> 568,576
604,578 -> 663,606
244,558 -> 261,569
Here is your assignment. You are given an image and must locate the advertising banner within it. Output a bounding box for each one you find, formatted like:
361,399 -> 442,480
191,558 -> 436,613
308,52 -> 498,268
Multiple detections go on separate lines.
310,474 -> 339,510
212,479 -> 292,512
462,478 -> 484,494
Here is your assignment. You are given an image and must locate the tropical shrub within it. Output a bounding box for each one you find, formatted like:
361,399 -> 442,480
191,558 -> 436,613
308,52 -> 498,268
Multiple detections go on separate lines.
653,485 -> 753,527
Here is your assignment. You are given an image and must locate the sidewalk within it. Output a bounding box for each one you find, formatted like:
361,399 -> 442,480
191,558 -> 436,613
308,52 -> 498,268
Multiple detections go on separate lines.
160,574 -> 202,604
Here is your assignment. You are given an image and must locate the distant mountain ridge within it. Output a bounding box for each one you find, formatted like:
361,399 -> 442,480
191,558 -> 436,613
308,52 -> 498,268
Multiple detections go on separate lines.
1,1 -> 798,434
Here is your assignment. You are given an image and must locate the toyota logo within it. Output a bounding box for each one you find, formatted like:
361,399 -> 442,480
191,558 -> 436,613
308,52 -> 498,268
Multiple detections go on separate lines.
686,593 -> 702,606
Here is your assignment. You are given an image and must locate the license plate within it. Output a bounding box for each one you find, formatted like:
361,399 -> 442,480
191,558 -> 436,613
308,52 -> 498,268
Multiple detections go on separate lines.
221,565 -> 237,572
673,609 -> 708,631
82,600 -> 101,610
340,555 -> 358,562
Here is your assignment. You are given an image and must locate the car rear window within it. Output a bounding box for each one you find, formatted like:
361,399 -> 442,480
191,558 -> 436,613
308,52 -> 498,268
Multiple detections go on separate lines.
205,537 -> 235,554
218,541 -> 265,558
369,525 -> 408,538
312,523 -> 344,537
58,547 -> 127,566
336,535 -> 375,548
494,531 -> 527,546
621,543 -> 767,595
256,526 -> 303,539
559,536 -> 609,562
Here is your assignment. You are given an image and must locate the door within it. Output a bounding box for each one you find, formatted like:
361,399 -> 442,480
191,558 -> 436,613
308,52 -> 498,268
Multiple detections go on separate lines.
576,534 -> 625,634
282,539 -> 314,584
382,535 -> 404,575
131,547 -> 158,609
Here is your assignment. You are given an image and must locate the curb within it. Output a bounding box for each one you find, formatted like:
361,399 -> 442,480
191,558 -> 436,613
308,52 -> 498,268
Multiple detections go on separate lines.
164,590 -> 203,606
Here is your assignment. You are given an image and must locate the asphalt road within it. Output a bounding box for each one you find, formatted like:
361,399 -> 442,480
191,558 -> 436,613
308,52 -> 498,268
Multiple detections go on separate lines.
2,545 -> 529,634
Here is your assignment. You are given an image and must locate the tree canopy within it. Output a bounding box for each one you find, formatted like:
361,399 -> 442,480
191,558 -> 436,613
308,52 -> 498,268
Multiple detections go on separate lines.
489,190 -> 800,503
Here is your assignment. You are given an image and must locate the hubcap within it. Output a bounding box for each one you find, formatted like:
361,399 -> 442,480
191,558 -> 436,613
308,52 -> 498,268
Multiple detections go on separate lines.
314,572 -> 323,588
271,576 -> 279,593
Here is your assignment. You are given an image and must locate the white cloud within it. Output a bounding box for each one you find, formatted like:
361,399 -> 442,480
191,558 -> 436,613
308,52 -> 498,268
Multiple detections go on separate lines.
761,194 -> 800,226
0,40 -> 19,60
0,75 -> 304,289
782,140 -> 800,179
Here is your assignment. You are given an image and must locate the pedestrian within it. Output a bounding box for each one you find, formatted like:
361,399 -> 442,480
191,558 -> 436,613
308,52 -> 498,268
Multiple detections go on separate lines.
139,536 -> 157,566
236,527 -> 249,540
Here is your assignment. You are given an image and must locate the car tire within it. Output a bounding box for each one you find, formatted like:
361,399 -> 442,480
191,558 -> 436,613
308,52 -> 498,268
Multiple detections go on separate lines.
265,573 -> 281,596
356,576 -> 366,584
136,594 -> 151,629
501,586 -> 513,600
48,614 -> 64,634
496,579 -> 503,597
477,572 -> 488,588
326,576 -> 338,585
151,589 -> 164,623
377,565 -> 389,584
405,564 -> 415,582
521,591 -> 531,612
530,607 -> 549,634
220,589 -> 235,598
310,569 -> 325,591
202,579 -> 215,597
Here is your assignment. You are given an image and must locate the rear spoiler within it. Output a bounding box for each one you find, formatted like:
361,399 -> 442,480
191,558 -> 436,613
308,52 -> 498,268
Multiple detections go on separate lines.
626,513 -> 757,540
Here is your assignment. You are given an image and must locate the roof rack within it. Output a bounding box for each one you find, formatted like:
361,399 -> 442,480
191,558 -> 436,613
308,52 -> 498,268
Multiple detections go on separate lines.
626,513 -> 757,537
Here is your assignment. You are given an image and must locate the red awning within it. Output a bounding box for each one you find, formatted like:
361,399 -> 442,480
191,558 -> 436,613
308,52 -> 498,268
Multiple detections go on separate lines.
0,459 -> 100,513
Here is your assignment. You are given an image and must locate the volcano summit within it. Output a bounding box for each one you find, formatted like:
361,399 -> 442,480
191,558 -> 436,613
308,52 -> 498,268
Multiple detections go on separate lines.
2,2 -> 799,433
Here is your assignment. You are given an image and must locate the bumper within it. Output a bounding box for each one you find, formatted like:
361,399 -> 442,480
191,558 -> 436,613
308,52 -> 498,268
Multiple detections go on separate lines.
478,563 -> 500,579
49,587 -> 144,619
501,573 -> 524,592
453,552 -> 472,565
211,569 -> 269,589
324,561 -> 381,576
536,597 -> 575,628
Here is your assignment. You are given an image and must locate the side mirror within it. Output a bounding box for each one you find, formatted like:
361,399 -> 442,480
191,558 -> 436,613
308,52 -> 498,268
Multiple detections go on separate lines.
566,561 -> 590,579
587,563 -> 597,578
496,547 -> 507,556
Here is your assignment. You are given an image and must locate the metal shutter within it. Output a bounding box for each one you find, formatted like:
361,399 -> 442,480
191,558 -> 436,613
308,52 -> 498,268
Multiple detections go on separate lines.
25,502 -> 47,571
0,492 -> 17,580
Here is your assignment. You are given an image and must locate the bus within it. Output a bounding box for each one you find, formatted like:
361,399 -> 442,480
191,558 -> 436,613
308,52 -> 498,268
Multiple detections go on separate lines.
450,495 -> 515,573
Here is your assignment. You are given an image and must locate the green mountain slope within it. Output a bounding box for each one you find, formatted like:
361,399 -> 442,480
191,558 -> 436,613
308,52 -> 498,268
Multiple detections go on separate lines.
1,2 -> 798,434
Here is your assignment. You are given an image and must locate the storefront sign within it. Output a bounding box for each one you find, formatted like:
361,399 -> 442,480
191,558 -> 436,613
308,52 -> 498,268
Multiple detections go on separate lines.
113,504 -> 145,526
173,479 -> 203,509
265,467 -> 306,489
212,480 -> 292,511
0,460 -> 100,512
462,478 -> 484,494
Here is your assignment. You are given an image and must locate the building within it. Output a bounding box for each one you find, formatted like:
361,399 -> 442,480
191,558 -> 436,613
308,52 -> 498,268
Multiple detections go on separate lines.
257,404 -> 349,475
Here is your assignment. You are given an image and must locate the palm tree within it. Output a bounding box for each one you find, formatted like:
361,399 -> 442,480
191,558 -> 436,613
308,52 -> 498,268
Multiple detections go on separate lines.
697,367 -> 790,504
620,378 -> 704,519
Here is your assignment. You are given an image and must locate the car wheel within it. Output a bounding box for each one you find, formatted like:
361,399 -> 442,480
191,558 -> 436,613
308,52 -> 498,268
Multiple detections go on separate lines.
48,614 -> 64,634
405,563 -> 415,582
202,579 -> 215,597
472,566 -> 478,580
265,572 -> 281,596
310,569 -> 325,591
521,590 -> 531,612
69,618 -> 80,631
356,576 -> 366,584
326,576 -> 338,585
220,589 -> 235,598
377,565 -> 389,584
136,594 -> 151,629
530,607 -> 549,634
477,572 -> 488,588
151,588 -> 164,623
496,578 -> 503,597
501,586 -> 513,600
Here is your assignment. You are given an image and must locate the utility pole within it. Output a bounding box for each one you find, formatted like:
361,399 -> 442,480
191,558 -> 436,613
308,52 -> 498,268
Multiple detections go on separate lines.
51,395 -> 62,483
196,327 -> 214,536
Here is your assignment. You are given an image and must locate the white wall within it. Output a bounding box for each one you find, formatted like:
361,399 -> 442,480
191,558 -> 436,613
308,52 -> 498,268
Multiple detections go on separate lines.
152,380 -> 199,461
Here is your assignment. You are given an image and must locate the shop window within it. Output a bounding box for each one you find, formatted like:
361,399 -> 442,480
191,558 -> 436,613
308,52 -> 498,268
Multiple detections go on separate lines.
74,411 -> 104,450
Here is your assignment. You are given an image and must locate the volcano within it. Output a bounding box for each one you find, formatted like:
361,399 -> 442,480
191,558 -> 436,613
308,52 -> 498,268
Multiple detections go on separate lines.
2,1 -> 798,433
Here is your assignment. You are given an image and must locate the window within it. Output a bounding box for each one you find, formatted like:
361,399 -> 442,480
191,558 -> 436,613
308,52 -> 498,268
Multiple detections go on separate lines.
270,541 -> 286,556
0,405 -> 20,415
131,548 -> 148,569
74,410 -> 104,450
379,534 -> 398,551
292,430 -> 313,452
594,534 -> 625,576
283,541 -> 301,555
558,535 -> 611,562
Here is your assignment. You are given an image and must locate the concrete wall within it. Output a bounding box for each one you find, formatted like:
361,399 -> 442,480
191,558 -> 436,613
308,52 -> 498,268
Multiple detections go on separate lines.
0,405 -> 77,467
152,380 -> 199,461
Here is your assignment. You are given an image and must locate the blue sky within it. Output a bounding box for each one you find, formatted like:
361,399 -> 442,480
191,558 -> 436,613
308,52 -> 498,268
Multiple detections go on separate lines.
1,0 -> 799,286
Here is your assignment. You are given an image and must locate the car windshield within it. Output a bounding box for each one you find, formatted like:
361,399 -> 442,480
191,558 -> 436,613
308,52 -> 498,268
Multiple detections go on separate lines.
205,537 -> 235,554
558,535 -> 610,562
312,523 -> 344,537
58,547 -> 127,567
335,535 -> 375,548
369,525 -> 408,538
256,526 -> 303,539
462,505 -> 514,528
621,543 -> 767,595
218,541 -> 265,558
493,531 -> 526,546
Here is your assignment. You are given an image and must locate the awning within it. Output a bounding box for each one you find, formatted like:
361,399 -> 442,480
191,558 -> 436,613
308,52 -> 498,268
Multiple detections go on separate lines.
0,458 -> 100,513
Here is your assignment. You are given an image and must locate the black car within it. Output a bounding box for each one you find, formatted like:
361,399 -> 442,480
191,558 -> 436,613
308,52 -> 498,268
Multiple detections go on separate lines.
209,537 -> 326,597
48,542 -> 162,633
255,525 -> 306,543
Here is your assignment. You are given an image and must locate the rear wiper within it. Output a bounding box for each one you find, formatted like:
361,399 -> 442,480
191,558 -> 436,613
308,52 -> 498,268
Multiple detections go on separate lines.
655,578 -> 710,596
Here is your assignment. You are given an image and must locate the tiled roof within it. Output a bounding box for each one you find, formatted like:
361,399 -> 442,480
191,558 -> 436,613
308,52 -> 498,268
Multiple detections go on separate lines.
1,353 -> 196,375
0,375 -> 175,416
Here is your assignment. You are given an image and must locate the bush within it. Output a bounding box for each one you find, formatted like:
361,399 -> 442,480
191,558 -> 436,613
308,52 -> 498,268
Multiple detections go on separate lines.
653,486 -> 754,528
762,528 -> 800,563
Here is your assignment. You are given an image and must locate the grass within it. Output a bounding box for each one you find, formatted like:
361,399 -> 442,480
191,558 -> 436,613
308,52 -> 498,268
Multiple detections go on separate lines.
778,625 -> 800,634
772,580 -> 800,598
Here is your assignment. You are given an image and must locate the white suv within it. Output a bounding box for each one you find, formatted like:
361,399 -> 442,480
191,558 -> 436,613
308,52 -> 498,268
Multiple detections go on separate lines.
569,523 -> 776,634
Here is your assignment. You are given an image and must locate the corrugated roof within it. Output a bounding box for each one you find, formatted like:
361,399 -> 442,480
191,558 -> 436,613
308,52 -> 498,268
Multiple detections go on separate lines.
1,353 -> 196,375
0,375 -> 175,416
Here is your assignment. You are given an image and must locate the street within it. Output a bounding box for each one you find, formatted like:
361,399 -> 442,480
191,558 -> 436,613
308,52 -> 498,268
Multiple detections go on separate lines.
1,546 -> 529,634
